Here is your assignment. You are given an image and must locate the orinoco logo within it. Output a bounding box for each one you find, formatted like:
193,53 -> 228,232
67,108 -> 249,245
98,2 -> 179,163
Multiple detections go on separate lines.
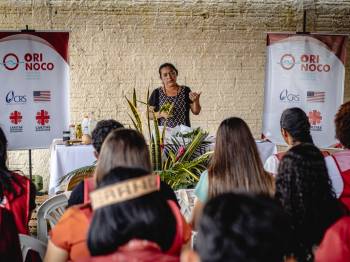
279,89 -> 300,102
3,53 -> 19,70
6,91 -> 27,104
280,54 -> 295,70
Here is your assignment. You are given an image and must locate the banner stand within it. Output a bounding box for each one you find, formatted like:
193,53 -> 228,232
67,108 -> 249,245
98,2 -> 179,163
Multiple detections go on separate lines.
296,10 -> 309,35
28,149 -> 32,180
21,25 -> 35,33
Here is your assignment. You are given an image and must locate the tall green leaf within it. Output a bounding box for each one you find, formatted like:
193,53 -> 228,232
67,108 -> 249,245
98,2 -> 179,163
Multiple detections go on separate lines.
125,96 -> 143,134
133,88 -> 137,108
146,89 -> 151,143
152,112 -> 162,171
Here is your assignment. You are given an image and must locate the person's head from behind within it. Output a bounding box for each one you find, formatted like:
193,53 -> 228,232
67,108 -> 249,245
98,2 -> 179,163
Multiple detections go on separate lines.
91,119 -> 124,156
0,127 -> 8,170
335,101 -> 350,149
275,143 -> 344,258
208,117 -> 272,198
94,128 -> 151,184
280,107 -> 313,145
182,193 -> 289,262
88,167 -> 176,256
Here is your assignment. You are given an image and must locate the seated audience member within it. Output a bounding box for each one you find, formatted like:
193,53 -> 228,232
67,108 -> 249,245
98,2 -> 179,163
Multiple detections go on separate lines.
264,107 -> 325,176
77,167 -> 180,262
0,127 -> 36,234
324,101 -> 350,207
314,216 -> 350,262
45,129 -> 190,262
0,207 -> 22,262
67,119 -> 124,206
192,117 -> 274,228
182,193 -> 290,262
68,119 -> 178,207
275,143 -> 345,261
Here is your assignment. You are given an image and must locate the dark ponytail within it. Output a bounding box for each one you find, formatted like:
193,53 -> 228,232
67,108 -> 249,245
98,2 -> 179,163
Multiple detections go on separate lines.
280,108 -> 314,144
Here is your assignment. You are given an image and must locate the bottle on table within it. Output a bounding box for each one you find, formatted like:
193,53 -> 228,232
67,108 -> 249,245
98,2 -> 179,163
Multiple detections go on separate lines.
69,124 -> 76,140
76,124 -> 83,139
88,112 -> 97,135
82,114 -> 90,135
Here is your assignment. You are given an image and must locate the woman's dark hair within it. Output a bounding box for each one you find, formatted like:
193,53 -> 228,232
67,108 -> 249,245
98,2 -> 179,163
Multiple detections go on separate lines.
208,117 -> 274,198
335,101 -> 350,149
0,127 -> 22,203
275,143 -> 345,261
0,208 -> 22,262
196,193 -> 290,262
158,63 -> 178,78
91,119 -> 124,154
280,107 -> 314,144
88,167 -> 176,256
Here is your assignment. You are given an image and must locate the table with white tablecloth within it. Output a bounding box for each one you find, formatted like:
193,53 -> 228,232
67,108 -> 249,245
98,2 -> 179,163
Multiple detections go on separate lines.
49,143 -> 96,195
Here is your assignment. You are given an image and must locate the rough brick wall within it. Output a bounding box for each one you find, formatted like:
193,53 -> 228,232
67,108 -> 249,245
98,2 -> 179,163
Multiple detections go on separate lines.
1,0 -> 350,191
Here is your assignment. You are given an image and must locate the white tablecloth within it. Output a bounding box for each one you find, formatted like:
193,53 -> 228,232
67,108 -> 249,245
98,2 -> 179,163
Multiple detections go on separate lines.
49,143 -> 96,195
255,140 -> 277,164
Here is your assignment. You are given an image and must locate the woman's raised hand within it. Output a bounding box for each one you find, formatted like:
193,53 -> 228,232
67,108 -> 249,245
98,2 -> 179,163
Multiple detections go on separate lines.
189,92 -> 201,102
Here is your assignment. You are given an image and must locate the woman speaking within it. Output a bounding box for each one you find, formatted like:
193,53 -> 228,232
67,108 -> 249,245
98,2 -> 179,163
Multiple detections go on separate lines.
148,63 -> 201,127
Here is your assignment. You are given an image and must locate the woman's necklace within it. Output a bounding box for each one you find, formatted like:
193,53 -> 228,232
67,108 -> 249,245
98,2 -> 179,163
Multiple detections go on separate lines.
163,85 -> 180,97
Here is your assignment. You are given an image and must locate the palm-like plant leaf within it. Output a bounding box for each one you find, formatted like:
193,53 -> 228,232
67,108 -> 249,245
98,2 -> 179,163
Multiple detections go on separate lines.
132,88 -> 137,108
146,89 -> 151,143
58,164 -> 96,185
123,89 -> 213,190
152,112 -> 162,171
125,96 -> 143,134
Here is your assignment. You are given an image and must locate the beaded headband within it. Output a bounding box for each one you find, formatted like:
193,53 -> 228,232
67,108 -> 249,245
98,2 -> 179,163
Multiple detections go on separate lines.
90,174 -> 158,210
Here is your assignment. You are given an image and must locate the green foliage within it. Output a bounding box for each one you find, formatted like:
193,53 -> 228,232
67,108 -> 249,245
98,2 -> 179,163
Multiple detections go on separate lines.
58,164 -> 96,185
126,88 -> 212,189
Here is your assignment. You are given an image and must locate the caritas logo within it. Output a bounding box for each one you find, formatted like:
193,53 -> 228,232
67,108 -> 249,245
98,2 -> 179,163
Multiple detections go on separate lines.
2,53 -> 54,71
36,110 -> 50,125
9,111 -> 23,125
280,54 -> 330,72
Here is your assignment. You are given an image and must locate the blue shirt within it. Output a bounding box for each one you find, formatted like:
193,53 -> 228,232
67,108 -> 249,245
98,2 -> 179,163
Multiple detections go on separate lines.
194,170 -> 209,203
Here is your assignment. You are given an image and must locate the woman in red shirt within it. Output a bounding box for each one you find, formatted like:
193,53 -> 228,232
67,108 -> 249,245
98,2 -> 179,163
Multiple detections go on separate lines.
0,127 -> 36,235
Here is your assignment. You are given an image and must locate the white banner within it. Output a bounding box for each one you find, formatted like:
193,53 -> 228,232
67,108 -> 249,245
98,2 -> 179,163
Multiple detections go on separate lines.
263,34 -> 347,148
0,32 -> 69,150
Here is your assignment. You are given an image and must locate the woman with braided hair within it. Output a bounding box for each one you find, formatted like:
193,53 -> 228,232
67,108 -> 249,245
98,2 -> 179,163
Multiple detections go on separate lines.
275,143 -> 345,261
0,127 -> 36,234
264,107 -> 329,176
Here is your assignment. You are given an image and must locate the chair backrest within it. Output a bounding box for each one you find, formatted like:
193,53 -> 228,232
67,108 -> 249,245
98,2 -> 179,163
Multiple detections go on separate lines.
19,234 -> 47,262
36,193 -> 68,243
175,189 -> 195,222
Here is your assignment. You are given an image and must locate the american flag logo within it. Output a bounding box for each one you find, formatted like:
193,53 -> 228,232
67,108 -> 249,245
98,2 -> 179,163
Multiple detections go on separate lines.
33,91 -> 51,102
307,91 -> 325,103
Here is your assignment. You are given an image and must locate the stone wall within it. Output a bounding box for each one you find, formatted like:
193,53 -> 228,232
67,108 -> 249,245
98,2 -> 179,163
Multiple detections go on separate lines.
1,0 -> 349,191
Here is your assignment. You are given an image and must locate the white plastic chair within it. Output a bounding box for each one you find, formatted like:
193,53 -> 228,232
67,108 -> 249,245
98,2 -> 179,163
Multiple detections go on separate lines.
37,193 -> 70,243
175,189 -> 196,222
19,234 -> 47,262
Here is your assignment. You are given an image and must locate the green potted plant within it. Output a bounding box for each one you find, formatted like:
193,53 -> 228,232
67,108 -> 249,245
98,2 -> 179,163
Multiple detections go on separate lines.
126,89 -> 212,190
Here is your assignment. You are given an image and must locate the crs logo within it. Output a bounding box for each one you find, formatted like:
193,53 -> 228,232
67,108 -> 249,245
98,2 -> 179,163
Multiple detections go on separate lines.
5,91 -> 27,104
2,53 -> 20,70
279,89 -> 300,102
280,54 -> 295,70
